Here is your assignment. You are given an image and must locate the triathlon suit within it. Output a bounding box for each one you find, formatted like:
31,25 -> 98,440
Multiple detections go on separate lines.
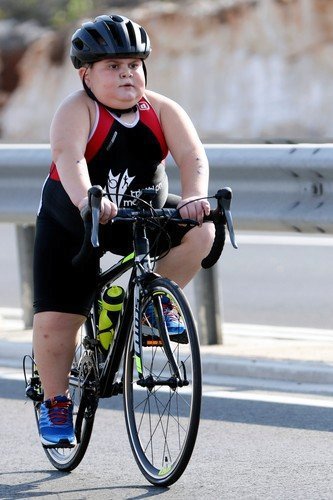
33,96 -> 189,316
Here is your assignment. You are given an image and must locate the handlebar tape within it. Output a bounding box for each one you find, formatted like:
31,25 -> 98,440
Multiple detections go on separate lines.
72,186 -> 103,268
201,212 -> 226,269
72,210 -> 95,269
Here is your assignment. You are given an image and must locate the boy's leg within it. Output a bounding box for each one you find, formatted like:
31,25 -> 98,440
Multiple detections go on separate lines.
156,223 -> 215,288
33,311 -> 85,400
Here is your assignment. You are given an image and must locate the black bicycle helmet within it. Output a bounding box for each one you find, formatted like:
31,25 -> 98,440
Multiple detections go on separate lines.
70,14 -> 151,68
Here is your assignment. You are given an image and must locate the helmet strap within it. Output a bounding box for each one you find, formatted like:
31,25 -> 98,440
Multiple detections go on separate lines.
82,73 -> 138,117
142,60 -> 147,84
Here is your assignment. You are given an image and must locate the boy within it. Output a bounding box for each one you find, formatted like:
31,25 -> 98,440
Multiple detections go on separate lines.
34,14 -> 214,448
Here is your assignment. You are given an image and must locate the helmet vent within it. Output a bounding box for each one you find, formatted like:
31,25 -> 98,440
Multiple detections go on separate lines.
106,22 -> 124,48
86,28 -> 106,46
126,21 -> 136,48
73,38 -> 84,50
139,27 -> 147,45
110,15 -> 123,23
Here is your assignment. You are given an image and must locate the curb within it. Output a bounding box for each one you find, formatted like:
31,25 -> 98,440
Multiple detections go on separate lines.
201,355 -> 333,385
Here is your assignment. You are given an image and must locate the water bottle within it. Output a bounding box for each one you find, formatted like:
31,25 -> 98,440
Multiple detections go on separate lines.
98,285 -> 125,352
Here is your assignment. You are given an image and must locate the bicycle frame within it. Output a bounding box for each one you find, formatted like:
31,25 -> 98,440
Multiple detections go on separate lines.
27,186 -> 236,403
85,218 -> 183,399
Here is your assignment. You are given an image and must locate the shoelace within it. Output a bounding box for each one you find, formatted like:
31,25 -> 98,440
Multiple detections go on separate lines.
144,299 -> 182,325
162,302 -> 183,323
46,400 -> 71,426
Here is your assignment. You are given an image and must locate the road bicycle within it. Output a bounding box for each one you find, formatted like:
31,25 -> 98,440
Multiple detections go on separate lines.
24,185 -> 237,486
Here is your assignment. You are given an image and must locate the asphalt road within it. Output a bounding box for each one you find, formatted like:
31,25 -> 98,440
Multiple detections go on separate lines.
219,232 -> 333,330
1,368 -> 333,499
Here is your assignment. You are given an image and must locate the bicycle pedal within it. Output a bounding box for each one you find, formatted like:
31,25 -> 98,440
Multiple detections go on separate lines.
25,377 -> 44,402
143,337 -> 164,347
43,439 -> 76,449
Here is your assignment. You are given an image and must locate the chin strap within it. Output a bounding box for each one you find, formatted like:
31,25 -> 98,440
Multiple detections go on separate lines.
82,78 -> 137,116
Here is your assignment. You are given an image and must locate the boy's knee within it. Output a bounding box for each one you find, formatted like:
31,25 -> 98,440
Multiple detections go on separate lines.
182,223 -> 215,254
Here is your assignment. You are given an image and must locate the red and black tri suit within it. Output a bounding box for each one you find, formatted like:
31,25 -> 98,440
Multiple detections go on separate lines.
33,96 -> 187,316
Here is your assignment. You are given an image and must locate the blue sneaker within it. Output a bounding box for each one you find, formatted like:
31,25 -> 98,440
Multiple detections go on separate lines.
39,395 -> 76,448
143,296 -> 188,344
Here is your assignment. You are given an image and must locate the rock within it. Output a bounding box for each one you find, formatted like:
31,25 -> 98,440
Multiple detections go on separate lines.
1,0 -> 333,141
0,19 -> 47,96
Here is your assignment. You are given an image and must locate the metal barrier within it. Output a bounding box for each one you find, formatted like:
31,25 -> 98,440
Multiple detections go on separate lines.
170,144 -> 333,234
2,143 -> 333,232
1,143 -> 333,340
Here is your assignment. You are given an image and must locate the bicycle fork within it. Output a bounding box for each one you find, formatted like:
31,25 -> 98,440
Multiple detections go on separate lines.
133,280 -> 189,389
132,221 -> 188,389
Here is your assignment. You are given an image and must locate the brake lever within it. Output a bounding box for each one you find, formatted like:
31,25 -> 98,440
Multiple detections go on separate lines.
216,188 -> 238,249
88,185 -> 104,248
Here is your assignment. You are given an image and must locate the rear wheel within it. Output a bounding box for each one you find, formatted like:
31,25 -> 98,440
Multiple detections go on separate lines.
123,277 -> 202,486
33,320 -> 99,471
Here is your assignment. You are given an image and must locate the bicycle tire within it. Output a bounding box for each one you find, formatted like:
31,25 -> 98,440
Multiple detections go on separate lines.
123,277 -> 202,486
35,321 -> 99,471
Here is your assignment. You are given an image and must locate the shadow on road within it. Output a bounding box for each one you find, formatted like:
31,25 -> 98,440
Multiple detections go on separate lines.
0,469 -> 168,499
201,396 -> 333,432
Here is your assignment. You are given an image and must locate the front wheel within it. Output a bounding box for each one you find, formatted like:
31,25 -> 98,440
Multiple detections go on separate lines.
123,277 -> 202,486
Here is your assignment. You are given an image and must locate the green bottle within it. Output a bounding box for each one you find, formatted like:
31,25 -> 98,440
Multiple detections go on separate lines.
98,285 -> 125,351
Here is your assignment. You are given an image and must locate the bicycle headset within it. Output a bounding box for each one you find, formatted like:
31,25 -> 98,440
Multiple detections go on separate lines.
70,14 -> 151,116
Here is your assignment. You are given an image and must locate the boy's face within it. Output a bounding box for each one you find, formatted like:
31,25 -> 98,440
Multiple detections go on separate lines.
82,58 -> 146,107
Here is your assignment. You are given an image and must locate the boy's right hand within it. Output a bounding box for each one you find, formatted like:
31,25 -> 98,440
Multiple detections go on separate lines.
99,197 -> 118,224
78,196 -> 118,224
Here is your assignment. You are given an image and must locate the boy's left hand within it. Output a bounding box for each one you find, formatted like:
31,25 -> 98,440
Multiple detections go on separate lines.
177,197 -> 210,225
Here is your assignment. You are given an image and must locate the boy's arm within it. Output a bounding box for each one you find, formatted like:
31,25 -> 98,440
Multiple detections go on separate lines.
50,92 -> 117,223
155,93 -> 210,223
50,92 -> 92,208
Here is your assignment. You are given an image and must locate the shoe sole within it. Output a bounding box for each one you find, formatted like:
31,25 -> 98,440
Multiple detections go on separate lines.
41,437 -> 77,449
170,332 -> 189,344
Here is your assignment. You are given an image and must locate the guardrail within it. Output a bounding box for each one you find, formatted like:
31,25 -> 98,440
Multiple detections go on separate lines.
1,143 -> 333,232
1,143 -> 333,340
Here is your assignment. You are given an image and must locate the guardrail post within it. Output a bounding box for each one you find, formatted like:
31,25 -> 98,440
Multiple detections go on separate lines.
194,267 -> 223,345
16,224 -> 35,329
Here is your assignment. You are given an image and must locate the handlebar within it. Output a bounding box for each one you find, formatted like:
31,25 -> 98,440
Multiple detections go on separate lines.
72,185 -> 238,269
201,187 -> 238,268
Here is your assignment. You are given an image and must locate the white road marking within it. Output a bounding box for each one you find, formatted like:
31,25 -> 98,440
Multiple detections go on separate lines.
0,367 -> 24,381
223,323 -> 333,342
231,234 -> 333,246
203,389 -> 333,408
